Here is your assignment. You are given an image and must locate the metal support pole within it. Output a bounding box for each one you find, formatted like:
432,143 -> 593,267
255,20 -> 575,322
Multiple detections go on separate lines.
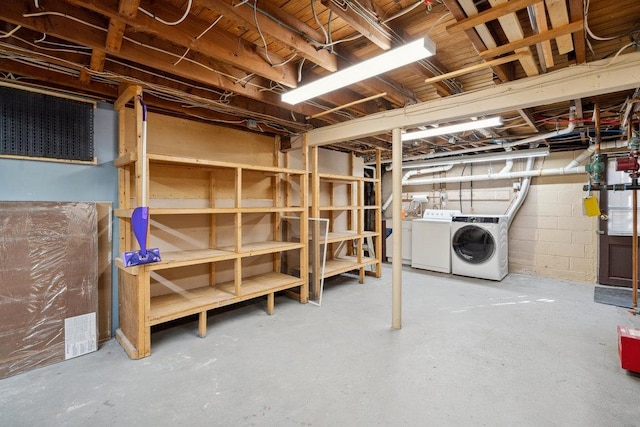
633,180 -> 638,309
392,128 -> 402,329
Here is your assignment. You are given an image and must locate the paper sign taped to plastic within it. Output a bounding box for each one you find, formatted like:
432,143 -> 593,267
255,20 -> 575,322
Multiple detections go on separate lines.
64,313 -> 97,360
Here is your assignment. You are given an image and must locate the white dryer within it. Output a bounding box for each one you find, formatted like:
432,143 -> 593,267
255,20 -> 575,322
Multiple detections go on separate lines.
450,215 -> 508,281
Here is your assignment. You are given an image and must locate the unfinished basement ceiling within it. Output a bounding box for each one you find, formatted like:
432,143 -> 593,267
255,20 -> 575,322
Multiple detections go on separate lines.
0,0 -> 638,159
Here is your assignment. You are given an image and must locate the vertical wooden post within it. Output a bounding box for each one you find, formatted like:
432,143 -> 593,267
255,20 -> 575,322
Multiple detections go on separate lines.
357,178 -> 365,284
234,167 -> 242,296
209,171 -> 216,287
311,145 -> 321,300
374,149 -> 383,278
198,312 -> 207,338
392,128 -> 403,330
273,137 -> 282,274
299,135 -> 309,303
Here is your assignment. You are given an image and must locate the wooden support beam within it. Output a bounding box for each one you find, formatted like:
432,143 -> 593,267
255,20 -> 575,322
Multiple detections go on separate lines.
321,0 -> 392,50
424,52 -> 529,85
546,0 -> 574,55
114,84 -> 140,111
3,1 -> 298,106
106,20 -> 127,53
446,0 -> 541,33
442,0 -> 513,82
79,48 -> 107,84
305,51 -> 640,146
568,0 -> 586,63
532,2 -> 555,69
307,93 -> 387,120
197,0 -> 337,72
517,108 -> 539,132
489,0 -> 538,77
64,0 -> 298,87
479,21 -> 584,60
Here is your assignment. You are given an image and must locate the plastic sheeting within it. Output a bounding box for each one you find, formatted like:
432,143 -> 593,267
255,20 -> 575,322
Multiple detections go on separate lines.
0,202 -> 98,379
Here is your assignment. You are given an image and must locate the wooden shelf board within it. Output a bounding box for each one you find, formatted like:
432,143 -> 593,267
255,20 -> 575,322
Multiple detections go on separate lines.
235,241 -> 305,257
119,242 -> 304,273
322,231 -> 360,243
114,151 -> 137,167
318,172 -> 361,183
116,207 -> 305,217
147,153 -> 305,175
361,231 -> 380,239
322,257 -> 363,278
318,206 -> 360,211
146,248 -> 237,271
322,256 -> 379,279
150,207 -> 304,215
149,272 -> 303,325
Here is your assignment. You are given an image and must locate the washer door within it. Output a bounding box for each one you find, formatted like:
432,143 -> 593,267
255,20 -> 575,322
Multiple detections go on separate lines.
452,225 -> 495,264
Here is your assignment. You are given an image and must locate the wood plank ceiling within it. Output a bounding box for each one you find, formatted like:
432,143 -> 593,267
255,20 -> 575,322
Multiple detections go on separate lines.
0,0 -> 638,159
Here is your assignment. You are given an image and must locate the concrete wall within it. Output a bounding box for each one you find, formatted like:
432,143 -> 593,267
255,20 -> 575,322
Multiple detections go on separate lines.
510,151 -> 599,283
383,149 -> 599,283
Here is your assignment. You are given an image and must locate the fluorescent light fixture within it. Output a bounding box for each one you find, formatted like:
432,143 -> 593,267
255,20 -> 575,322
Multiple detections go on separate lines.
402,116 -> 503,142
281,36 -> 436,105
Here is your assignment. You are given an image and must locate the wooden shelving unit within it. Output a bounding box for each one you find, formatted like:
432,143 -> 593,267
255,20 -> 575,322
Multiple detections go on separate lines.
309,146 -> 382,298
114,87 -> 308,359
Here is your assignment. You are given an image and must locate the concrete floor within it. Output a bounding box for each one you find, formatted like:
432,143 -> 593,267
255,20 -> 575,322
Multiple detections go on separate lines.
2,265 -> 640,426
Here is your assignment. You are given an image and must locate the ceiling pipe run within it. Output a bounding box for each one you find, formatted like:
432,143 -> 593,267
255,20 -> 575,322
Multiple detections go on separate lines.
405,108 -> 578,187
385,147 -> 550,171
381,164 -> 453,211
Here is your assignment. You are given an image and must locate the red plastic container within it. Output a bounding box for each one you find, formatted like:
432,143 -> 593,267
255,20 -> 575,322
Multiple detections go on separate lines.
618,325 -> 640,373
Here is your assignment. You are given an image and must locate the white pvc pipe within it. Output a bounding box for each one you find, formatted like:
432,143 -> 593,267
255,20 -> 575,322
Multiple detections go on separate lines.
381,164 -> 454,211
405,164 -> 587,186
392,128 -> 402,330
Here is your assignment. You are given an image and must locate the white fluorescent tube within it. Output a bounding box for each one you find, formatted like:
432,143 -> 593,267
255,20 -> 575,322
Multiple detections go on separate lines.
281,36 -> 436,105
401,116 -> 503,142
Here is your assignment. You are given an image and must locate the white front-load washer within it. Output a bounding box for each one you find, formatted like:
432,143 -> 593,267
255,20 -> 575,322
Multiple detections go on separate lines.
450,215 -> 508,281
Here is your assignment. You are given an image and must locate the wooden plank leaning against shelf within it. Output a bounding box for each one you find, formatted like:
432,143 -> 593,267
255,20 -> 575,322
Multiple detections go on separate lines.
309,147 -> 382,299
113,86 -> 308,359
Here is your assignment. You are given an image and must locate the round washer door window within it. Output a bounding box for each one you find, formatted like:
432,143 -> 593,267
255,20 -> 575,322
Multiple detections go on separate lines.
452,225 -> 495,264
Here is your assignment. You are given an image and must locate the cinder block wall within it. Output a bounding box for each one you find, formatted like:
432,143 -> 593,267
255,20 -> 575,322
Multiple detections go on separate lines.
509,151 -> 599,282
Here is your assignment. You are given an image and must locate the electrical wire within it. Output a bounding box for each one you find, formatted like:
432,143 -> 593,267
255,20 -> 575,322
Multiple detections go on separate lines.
0,35 -> 310,133
311,0 -> 329,46
583,0 -> 624,41
0,25 -> 21,39
173,15 -> 223,65
138,0 -> 192,26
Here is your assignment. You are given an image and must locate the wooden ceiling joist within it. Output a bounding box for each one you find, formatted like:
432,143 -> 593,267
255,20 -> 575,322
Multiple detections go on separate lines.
320,0 -> 392,50
196,0 -> 338,73
64,0 -> 298,87
479,21 -> 585,59
488,0 -> 538,77
568,0 -> 586,63
446,0 -> 541,33
531,2 -> 554,69
545,0 -> 574,55
80,0 -> 140,84
442,0 -> 514,82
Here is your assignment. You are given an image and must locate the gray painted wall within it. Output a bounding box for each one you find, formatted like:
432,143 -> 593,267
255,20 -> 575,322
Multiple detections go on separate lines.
0,101 -> 119,333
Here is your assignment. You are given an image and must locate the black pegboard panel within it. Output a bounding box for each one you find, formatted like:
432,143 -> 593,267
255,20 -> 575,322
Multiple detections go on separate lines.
0,86 -> 94,161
